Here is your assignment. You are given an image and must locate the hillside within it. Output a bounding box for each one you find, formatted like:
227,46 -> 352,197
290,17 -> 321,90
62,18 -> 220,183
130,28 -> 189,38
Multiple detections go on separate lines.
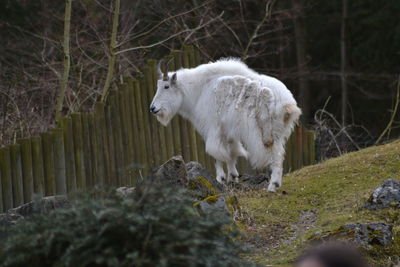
238,139 -> 400,266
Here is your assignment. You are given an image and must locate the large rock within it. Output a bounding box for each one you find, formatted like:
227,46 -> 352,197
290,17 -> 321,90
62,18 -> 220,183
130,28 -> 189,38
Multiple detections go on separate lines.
0,195 -> 69,238
149,156 -> 188,186
4,195 -> 69,219
186,161 -> 223,190
311,222 -> 393,248
365,179 -> 400,209
193,195 -> 230,216
186,161 -> 223,198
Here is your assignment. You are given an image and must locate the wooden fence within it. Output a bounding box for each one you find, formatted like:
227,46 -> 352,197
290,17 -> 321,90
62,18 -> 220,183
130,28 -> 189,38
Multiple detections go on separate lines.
0,46 -> 315,212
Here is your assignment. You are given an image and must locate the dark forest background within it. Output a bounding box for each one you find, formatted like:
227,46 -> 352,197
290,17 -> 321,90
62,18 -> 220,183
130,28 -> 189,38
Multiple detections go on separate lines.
1,0 -> 399,159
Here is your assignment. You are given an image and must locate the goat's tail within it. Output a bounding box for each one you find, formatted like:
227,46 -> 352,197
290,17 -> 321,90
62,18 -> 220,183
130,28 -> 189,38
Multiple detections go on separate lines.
283,103 -> 302,129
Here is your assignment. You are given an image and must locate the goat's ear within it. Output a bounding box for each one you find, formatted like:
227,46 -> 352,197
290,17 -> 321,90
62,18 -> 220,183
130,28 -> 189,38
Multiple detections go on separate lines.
171,73 -> 177,84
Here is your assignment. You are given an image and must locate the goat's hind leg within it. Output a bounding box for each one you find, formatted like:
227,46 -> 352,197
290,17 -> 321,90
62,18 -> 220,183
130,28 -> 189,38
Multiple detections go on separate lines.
227,140 -> 247,183
205,132 -> 229,184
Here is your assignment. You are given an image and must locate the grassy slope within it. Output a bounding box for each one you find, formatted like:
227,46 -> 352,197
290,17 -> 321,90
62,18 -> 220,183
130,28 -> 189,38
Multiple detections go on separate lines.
238,139 -> 400,266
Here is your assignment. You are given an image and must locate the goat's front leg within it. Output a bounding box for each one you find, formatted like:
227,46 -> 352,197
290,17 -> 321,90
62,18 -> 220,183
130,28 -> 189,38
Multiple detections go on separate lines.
227,157 -> 239,183
215,160 -> 226,184
267,143 -> 284,192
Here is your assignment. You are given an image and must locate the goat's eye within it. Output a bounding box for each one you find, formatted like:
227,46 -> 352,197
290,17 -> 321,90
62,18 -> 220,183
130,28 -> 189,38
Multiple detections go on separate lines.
164,85 -> 169,89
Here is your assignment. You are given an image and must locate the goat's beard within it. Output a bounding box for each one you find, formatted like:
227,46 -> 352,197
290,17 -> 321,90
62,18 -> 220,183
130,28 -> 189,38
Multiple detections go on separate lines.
156,114 -> 172,126
156,110 -> 174,126
155,100 -> 181,126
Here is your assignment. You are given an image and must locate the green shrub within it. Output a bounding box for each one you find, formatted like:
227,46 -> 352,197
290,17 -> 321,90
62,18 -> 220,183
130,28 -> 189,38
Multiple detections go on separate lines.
0,181 -> 253,267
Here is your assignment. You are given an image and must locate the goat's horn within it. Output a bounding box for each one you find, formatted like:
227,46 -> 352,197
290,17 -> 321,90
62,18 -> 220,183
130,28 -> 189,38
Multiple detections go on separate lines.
162,57 -> 174,81
157,59 -> 164,80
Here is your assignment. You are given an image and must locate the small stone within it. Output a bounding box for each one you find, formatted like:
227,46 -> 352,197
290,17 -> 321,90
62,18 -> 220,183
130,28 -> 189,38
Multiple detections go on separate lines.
116,187 -> 135,197
365,179 -> 400,209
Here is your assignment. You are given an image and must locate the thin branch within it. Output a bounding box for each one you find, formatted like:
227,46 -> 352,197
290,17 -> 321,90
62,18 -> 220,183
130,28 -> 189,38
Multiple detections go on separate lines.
117,0 -> 213,47
242,0 -> 275,61
375,75 -> 400,144
116,11 -> 224,55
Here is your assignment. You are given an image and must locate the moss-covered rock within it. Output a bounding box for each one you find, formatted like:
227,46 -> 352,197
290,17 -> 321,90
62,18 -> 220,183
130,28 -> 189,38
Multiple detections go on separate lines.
194,195 -> 230,216
186,161 -> 223,193
149,155 -> 188,186
309,222 -> 393,248
188,176 -> 221,198
365,179 -> 400,209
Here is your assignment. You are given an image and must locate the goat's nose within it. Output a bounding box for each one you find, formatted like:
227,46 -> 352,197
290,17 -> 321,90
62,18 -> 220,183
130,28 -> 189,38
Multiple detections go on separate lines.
150,105 -> 156,113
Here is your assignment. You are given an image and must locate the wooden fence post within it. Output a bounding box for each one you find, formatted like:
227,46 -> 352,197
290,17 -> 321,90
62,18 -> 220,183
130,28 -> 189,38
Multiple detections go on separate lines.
60,117 -> 77,192
109,92 -> 125,186
126,78 -> 140,181
104,104 -> 118,185
41,132 -> 55,196
10,144 -> 24,207
81,114 -> 93,188
95,102 -> 113,185
88,113 -> 100,187
0,147 -> 13,210
31,136 -> 45,196
141,70 -> 158,167
308,130 -> 316,164
94,102 -> 109,186
71,113 -> 86,190
284,133 -> 294,173
133,79 -> 150,175
52,128 -> 67,194
118,88 -> 132,185
18,138 -> 34,202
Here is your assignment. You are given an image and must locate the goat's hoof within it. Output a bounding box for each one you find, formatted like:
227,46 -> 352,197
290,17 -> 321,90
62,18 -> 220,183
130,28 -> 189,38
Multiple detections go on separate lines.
267,182 -> 280,193
216,176 -> 226,184
228,174 -> 239,184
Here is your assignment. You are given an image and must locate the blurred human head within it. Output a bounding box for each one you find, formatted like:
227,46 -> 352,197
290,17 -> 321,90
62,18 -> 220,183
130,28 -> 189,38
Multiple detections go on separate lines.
294,243 -> 368,267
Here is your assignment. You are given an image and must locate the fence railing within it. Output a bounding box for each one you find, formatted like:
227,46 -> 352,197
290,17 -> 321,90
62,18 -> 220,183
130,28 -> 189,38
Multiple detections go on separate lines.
0,46 -> 315,212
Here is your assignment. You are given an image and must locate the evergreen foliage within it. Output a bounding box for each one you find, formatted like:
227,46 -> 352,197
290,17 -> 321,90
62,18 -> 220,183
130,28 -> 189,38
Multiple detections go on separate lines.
0,181 -> 253,267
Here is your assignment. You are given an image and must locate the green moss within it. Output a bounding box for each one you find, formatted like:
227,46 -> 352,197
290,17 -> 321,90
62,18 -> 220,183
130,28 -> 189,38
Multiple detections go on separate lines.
193,194 -> 219,208
204,195 -> 219,204
238,140 -> 400,266
188,176 -> 218,198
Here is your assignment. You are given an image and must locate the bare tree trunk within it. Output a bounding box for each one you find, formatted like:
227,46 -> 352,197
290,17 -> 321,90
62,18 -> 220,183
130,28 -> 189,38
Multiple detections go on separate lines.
56,0 -> 72,121
341,0 -> 348,126
293,0 -> 310,123
101,0 -> 121,102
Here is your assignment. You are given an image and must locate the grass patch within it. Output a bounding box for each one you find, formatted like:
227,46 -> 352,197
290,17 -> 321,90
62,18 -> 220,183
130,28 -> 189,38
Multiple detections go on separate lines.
237,139 -> 400,266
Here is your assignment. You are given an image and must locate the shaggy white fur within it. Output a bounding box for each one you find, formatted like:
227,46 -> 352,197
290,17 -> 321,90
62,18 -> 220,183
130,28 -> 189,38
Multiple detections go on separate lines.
150,58 -> 301,192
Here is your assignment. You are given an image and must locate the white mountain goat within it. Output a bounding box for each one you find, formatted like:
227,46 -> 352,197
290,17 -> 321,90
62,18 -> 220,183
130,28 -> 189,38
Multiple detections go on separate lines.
150,58 -> 301,192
